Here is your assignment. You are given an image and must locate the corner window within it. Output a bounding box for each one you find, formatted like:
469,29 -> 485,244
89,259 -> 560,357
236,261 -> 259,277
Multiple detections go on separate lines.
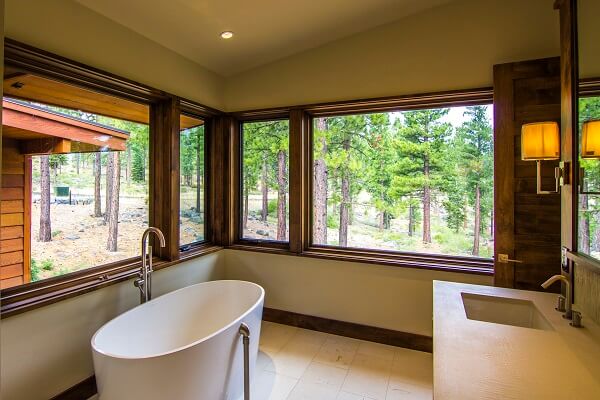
179,114 -> 206,248
312,105 -> 494,258
240,120 -> 290,242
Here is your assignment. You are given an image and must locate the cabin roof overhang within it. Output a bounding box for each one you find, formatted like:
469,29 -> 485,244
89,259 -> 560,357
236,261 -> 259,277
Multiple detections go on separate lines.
2,99 -> 129,155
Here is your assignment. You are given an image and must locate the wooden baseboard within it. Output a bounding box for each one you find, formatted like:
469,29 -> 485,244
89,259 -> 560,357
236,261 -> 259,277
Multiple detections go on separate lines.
263,307 -> 433,353
50,376 -> 96,400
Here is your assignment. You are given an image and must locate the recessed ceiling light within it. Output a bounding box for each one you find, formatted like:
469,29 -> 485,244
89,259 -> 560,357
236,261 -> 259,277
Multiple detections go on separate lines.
220,31 -> 234,39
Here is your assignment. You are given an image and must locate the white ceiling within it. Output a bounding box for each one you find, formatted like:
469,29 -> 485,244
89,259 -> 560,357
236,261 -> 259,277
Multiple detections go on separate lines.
74,0 -> 454,77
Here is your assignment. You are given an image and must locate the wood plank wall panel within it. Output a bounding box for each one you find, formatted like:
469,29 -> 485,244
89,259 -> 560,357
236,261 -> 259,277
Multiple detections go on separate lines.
1,138 -> 27,288
494,58 -> 562,291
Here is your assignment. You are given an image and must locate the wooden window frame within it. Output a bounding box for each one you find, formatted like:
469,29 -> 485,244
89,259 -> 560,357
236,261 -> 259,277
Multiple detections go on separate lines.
0,39 -> 223,318
233,114 -> 292,250
231,89 -> 496,274
178,107 -> 212,253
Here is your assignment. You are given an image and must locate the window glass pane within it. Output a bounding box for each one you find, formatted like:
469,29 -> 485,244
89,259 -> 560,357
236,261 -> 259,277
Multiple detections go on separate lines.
24,103 -> 149,283
312,105 -> 494,258
0,71 -> 151,290
578,96 -> 600,259
241,120 -> 289,241
179,115 -> 205,247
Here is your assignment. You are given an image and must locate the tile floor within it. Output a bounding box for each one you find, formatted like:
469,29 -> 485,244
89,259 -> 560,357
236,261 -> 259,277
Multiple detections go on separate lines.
88,321 -> 432,400
253,321 -> 432,400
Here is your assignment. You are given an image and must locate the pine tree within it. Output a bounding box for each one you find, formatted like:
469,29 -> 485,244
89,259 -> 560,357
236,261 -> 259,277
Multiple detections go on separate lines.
455,106 -> 493,256
392,109 -> 452,244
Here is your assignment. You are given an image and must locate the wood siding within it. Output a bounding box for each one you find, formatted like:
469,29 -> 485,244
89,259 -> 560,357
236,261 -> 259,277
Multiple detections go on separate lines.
494,58 -> 562,290
1,138 -> 30,288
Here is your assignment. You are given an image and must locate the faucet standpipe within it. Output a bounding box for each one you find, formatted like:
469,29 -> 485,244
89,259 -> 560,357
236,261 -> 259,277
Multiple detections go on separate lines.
541,274 -> 572,320
136,227 -> 166,304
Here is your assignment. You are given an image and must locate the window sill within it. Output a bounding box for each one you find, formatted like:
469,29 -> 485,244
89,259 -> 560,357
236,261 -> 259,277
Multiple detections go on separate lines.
0,244 -> 223,319
227,242 -> 494,275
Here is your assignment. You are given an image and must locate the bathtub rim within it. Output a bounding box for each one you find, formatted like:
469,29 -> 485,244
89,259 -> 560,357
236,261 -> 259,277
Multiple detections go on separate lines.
90,279 -> 265,360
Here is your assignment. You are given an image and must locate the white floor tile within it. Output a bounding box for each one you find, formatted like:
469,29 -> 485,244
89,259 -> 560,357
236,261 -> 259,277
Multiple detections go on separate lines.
314,335 -> 360,369
265,337 -> 322,379
341,352 -> 393,400
287,361 -> 349,400
252,369 -> 299,400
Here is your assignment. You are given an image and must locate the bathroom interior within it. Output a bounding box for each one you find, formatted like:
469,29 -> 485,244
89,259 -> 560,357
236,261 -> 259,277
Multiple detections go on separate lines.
1,0 -> 600,399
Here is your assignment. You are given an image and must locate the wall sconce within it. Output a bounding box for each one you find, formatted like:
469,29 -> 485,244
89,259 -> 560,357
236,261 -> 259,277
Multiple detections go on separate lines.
521,122 -> 561,195
580,119 -> 600,195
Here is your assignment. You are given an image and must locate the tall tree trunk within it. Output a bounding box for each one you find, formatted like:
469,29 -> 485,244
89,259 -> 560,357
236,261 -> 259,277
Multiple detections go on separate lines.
104,153 -> 114,224
473,184 -> 481,256
339,138 -> 351,247
490,209 -> 494,237
422,156 -> 432,244
76,154 -> 80,175
243,184 -> 249,230
196,135 -> 202,213
378,211 -> 385,231
594,213 -> 600,253
107,153 -> 120,252
261,157 -> 268,222
39,156 -> 52,242
408,203 -> 415,237
313,118 -> 328,244
579,191 -> 590,254
126,146 -> 131,184
94,153 -> 102,217
276,150 -> 287,241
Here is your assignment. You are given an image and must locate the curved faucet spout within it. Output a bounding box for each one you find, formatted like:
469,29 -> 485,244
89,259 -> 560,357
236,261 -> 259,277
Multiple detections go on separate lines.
137,227 -> 166,304
541,274 -> 572,319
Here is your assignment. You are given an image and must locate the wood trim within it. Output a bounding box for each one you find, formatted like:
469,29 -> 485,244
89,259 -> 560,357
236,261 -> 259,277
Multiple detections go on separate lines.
263,307 -> 433,353
493,63 -> 516,288
288,109 -> 308,253
23,156 -> 31,283
578,78 -> 600,97
232,87 -> 493,118
5,38 -> 168,104
50,376 -> 96,400
556,0 -> 578,303
149,97 -> 180,260
0,245 -> 222,318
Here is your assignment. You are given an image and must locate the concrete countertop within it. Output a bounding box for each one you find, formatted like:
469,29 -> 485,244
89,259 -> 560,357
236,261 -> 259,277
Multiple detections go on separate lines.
433,281 -> 600,399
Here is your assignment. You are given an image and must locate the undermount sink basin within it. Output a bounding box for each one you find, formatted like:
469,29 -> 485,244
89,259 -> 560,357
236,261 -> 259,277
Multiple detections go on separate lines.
461,292 -> 554,331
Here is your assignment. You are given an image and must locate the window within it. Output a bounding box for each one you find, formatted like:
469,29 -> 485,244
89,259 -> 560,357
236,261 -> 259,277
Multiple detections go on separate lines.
578,95 -> 600,259
0,73 -> 150,289
240,120 -> 290,242
179,114 -> 206,248
312,105 -> 494,258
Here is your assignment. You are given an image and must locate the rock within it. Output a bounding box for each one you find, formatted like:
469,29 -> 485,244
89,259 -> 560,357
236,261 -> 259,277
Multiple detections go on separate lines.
256,229 -> 269,237
65,235 -> 80,240
79,229 -> 85,233
189,216 -> 203,224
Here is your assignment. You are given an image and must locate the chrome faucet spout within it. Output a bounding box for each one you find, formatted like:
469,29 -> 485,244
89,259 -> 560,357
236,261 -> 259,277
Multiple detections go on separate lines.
136,227 -> 166,304
541,274 -> 572,319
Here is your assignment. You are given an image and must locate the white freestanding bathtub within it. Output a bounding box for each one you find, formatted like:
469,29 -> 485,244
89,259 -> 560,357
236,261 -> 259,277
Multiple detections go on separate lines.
91,280 -> 264,400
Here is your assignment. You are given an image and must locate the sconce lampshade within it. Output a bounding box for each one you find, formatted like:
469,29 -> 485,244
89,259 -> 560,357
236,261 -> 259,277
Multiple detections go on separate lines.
521,122 -> 560,160
582,120 -> 600,159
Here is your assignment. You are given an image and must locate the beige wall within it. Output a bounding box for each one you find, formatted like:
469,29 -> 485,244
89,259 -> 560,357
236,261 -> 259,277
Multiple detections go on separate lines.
224,0 -> 560,111
224,250 -> 492,336
4,0 -> 225,110
0,252 -> 225,400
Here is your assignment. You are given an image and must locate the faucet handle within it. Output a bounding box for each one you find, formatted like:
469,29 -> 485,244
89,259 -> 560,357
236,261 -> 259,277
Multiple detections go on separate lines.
570,311 -> 583,328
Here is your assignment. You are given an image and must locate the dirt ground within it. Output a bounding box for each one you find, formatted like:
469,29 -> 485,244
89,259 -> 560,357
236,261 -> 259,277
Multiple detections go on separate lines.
31,197 -> 203,280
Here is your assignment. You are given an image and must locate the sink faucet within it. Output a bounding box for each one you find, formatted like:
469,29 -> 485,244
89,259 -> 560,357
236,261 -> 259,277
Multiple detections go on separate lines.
541,274 -> 572,319
134,227 -> 166,304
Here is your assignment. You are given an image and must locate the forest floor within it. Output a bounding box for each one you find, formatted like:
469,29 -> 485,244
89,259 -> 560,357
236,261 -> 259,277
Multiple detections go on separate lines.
242,194 -> 494,258
31,196 -> 203,280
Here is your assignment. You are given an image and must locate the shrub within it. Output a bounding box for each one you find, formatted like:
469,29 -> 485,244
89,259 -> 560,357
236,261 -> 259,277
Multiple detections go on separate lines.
267,199 -> 278,215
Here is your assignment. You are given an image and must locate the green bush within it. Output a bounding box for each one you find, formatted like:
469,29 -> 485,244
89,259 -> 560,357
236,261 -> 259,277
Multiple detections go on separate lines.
30,259 -> 41,282
327,214 -> 339,229
267,199 -> 278,214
